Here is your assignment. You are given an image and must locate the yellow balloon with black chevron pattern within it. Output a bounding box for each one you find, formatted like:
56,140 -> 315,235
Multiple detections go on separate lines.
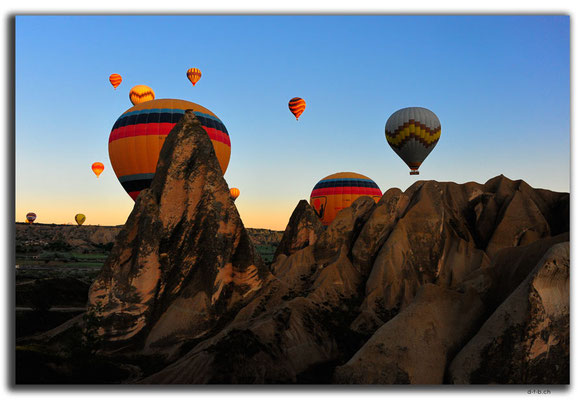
385,107 -> 441,175
129,85 -> 155,106
75,214 -> 86,226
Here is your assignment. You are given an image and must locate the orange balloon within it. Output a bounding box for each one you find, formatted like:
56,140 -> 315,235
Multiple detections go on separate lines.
92,162 -> 105,178
229,187 -> 240,200
129,85 -> 155,106
288,97 -> 306,120
186,68 -> 202,86
109,73 -> 122,89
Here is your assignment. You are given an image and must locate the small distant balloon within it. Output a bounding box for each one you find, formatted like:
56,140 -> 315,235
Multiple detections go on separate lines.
288,97 -> 306,120
186,68 -> 202,86
26,212 -> 36,224
385,107 -> 441,175
229,187 -> 240,200
92,162 -> 105,178
129,85 -> 155,106
109,73 -> 122,90
75,214 -> 86,226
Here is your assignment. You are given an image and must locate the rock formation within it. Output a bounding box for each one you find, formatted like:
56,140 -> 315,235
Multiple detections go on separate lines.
333,284 -> 485,384
18,108 -> 569,385
87,110 -> 268,356
137,174 -> 568,384
273,200 -> 323,260
447,242 -> 569,384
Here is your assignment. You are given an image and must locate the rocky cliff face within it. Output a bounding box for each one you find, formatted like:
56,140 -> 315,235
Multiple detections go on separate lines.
447,241 -> 569,384
273,200 -> 324,261
88,110 -> 268,356
78,112 -> 569,384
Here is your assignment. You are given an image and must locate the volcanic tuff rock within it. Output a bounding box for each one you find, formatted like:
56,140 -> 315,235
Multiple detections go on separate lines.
137,174 -> 568,384
141,196 -> 376,383
333,284 -> 485,384
88,110 -> 268,356
273,200 -> 324,260
53,107 -> 569,385
447,242 -> 570,384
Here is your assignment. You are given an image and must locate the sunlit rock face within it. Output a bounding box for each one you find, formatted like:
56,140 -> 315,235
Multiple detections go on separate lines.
88,110 -> 268,355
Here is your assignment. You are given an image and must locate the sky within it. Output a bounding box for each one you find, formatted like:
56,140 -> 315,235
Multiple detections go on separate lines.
3,2 -> 584,399
14,15 -> 570,230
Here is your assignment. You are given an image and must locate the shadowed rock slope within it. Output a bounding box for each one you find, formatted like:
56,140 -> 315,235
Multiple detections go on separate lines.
29,108 -> 568,384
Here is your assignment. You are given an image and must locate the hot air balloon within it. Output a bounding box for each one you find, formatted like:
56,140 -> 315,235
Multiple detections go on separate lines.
129,85 -> 155,106
186,68 -> 202,86
385,107 -> 441,175
109,73 -> 122,90
109,98 -> 231,200
92,162 -> 104,178
75,214 -> 86,226
310,172 -> 382,226
229,187 -> 240,200
26,212 -> 36,224
288,97 -> 306,120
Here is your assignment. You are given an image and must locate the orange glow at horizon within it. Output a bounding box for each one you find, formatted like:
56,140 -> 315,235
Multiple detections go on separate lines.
15,193 -> 298,231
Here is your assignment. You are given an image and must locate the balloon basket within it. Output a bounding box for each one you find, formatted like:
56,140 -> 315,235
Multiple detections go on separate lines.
410,171 -> 419,175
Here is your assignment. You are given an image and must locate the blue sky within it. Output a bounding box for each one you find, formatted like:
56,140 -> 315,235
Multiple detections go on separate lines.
15,15 -> 570,229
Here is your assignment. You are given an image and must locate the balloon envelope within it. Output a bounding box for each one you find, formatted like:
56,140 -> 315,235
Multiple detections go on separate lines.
385,107 -> 441,175
288,97 -> 306,120
75,214 -> 86,226
310,172 -> 382,226
129,85 -> 155,106
229,187 -> 240,200
109,98 -> 231,200
186,68 -> 202,86
26,212 -> 36,224
109,73 -> 122,89
92,162 -> 104,178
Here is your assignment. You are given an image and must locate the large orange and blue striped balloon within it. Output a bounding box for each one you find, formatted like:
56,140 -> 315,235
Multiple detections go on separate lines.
109,98 -> 231,200
310,172 -> 382,226
288,97 -> 306,120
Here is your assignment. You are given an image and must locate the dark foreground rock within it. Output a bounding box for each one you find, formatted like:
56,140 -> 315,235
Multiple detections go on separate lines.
333,284 -> 485,384
447,242 -> 569,384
